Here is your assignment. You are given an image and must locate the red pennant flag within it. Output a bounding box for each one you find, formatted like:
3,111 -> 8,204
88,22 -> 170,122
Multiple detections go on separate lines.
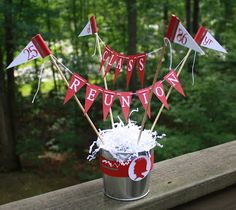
102,90 -> 116,121
118,92 -> 132,123
64,73 -> 87,104
136,88 -> 151,118
114,53 -> 126,85
153,81 -> 169,109
84,84 -> 101,113
99,45 -> 111,73
137,53 -> 146,87
104,50 -> 117,78
164,69 -> 185,97
78,16 -> 97,37
126,55 -> 136,88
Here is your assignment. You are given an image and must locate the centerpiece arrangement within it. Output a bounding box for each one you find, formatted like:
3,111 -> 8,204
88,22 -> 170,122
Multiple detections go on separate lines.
7,15 -> 226,201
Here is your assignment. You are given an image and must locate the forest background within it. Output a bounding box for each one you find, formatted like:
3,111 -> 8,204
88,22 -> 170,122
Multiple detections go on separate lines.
0,0 -> 235,204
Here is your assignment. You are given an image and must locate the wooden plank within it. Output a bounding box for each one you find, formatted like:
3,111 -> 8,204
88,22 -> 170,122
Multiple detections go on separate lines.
0,140 -> 236,210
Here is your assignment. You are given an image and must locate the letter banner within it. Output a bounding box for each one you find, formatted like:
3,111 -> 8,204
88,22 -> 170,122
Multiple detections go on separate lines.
104,50 -> 117,78
84,84 -> 101,113
126,55 -> 136,88
114,53 -> 126,85
153,81 -> 169,109
118,92 -> 132,123
7,34 -> 51,69
64,73 -> 87,104
102,90 -> 116,121
136,88 -> 151,118
194,26 -> 227,53
165,15 -> 205,55
99,45 -> 111,73
137,53 -> 146,87
164,69 -> 185,97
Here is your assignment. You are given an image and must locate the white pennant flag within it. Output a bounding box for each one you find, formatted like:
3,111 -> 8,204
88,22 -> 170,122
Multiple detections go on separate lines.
166,15 -> 205,55
7,34 -> 51,69
194,26 -> 227,53
79,16 -> 97,37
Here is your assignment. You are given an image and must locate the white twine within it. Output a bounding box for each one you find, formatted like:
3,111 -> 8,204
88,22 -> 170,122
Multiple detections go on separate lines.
32,63 -> 44,103
52,55 -> 73,75
164,37 -> 173,70
191,51 -> 197,86
92,34 -> 98,56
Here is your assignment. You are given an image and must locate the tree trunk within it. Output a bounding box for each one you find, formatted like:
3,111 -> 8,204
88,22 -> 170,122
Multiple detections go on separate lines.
0,0 -> 21,171
192,0 -> 199,34
185,0 -> 192,34
126,0 -> 137,92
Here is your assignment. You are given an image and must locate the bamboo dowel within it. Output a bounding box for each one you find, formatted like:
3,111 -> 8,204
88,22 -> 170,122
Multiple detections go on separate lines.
49,54 -> 105,144
137,43 -> 167,144
150,49 -> 192,132
95,33 -> 114,128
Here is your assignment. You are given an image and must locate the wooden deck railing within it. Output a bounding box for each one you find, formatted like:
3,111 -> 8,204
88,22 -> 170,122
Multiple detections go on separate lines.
0,140 -> 236,210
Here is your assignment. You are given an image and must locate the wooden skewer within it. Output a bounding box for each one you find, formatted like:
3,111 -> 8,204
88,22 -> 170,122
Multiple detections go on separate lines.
95,33 -> 114,128
151,49 -> 192,132
137,43 -> 167,144
49,54 -> 105,144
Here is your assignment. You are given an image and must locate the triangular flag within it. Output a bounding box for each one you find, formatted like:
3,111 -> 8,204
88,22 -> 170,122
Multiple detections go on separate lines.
104,50 -> 117,78
165,15 -> 205,55
153,81 -> 169,109
114,53 -> 126,85
118,92 -> 132,123
99,45 -> 111,73
136,88 -> 151,118
194,26 -> 227,53
102,90 -> 116,121
164,69 -> 185,97
84,84 -> 101,113
64,73 -> 87,104
79,16 -> 97,37
137,53 -> 146,87
7,34 -> 51,69
126,55 -> 136,88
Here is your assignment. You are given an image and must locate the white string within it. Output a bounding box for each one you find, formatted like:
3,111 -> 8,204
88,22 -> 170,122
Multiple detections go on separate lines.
52,55 -> 73,75
174,55 -> 186,70
32,63 -> 44,103
164,37 -> 173,70
191,51 -> 197,86
146,47 -> 162,57
92,35 -> 98,56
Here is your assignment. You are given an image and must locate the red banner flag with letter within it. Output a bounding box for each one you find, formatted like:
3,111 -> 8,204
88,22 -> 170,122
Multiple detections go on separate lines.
102,90 -> 116,121
194,26 -> 227,53
164,69 -> 185,97
7,34 -> 51,69
126,55 -> 136,88
119,92 -> 132,123
114,53 -> 126,85
99,45 -> 111,73
136,88 -> 151,118
153,81 -> 169,109
104,50 -> 117,78
64,73 -> 87,104
84,84 -> 101,113
137,53 -> 146,87
165,15 -> 204,55
78,16 -> 97,37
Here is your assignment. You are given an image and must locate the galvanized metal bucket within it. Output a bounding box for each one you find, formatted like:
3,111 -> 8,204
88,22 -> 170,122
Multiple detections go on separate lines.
99,149 -> 154,201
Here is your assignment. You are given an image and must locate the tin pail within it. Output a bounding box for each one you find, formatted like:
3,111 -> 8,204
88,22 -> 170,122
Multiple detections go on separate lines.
99,149 -> 154,201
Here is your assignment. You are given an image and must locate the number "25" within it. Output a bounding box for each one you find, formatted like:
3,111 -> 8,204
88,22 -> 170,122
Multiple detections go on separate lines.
23,45 -> 38,60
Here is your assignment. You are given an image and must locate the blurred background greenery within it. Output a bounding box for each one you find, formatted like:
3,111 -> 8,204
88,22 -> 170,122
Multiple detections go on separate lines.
0,0 -> 235,205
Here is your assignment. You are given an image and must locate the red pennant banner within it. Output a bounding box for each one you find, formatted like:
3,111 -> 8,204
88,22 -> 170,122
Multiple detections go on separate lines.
84,84 -> 101,113
99,45 -> 111,73
164,69 -> 185,96
118,92 -> 132,123
137,53 -> 146,87
64,73 -> 87,104
126,55 -> 136,88
153,81 -> 169,109
104,50 -> 117,78
102,90 -> 116,121
136,88 -> 151,118
114,53 -> 126,85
